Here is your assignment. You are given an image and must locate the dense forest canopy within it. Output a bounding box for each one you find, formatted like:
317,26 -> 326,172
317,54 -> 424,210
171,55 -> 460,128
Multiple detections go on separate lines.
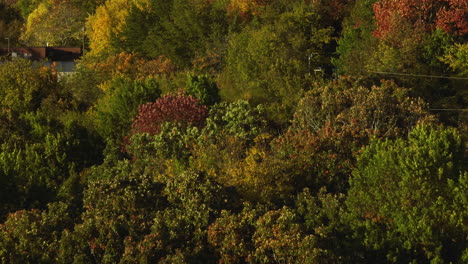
0,0 -> 467,263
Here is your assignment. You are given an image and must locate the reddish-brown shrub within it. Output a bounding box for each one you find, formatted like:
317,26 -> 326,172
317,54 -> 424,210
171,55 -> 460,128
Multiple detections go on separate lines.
373,0 -> 467,39
130,92 -> 208,136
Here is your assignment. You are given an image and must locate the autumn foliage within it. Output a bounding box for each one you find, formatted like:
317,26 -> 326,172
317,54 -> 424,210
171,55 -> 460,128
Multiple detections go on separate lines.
130,92 -> 208,136
436,0 -> 468,35
373,0 -> 468,39
82,52 -> 174,80
0,0 -> 466,263
228,0 -> 264,17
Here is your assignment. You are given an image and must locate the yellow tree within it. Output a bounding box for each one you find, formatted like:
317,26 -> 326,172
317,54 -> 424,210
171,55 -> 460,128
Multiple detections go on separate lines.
20,0 -> 85,46
85,0 -> 148,56
442,43 -> 468,76
228,0 -> 263,15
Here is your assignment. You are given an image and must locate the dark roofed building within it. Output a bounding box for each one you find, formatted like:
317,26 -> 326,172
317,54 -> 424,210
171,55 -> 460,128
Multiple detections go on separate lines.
44,47 -> 82,61
0,47 -> 82,73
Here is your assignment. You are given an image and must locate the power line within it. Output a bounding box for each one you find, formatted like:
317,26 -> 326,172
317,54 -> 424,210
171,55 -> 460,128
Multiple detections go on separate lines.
430,109 -> 468,111
369,71 -> 468,80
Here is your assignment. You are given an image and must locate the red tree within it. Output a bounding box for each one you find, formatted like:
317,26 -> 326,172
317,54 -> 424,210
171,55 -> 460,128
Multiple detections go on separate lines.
436,0 -> 468,35
373,0 -> 467,39
130,92 -> 208,136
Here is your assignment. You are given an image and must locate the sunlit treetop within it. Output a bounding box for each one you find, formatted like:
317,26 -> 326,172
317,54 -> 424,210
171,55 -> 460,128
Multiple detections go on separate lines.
85,0 -> 150,55
373,0 -> 468,39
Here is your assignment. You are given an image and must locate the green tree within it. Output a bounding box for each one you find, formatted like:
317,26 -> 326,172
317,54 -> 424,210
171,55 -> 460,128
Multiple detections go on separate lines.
145,170 -> 237,262
189,100 -> 270,200
0,116 -> 103,220
15,0 -> 41,18
201,100 -> 266,141
126,122 -> 200,165
120,0 -> 229,69
0,58 -> 103,220
442,42 -> 468,77
273,77 -> 435,195
93,75 -> 161,142
20,0 -> 86,46
186,74 -> 220,106
209,189 -> 350,263
62,160 -> 166,263
0,2 -> 22,48
219,1 -> 333,125
333,0 -> 378,76
0,59 -> 55,122
347,125 -> 467,263
208,203 -> 261,263
0,202 -> 74,264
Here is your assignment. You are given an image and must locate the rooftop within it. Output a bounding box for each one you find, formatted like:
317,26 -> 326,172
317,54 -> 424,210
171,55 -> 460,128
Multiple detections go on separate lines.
0,47 -> 82,61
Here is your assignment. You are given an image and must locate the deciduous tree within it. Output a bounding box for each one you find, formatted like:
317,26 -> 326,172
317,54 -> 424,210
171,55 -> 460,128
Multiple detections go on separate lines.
85,0 -> 148,56
347,125 -> 467,263
373,0 -> 468,40
220,2 -> 333,125
130,92 -> 208,137
93,76 -> 161,142
21,0 -> 85,46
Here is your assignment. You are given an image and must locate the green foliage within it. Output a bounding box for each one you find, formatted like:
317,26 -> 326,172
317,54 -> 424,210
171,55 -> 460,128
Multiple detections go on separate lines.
190,100 -> 271,200
220,2 -> 333,125
52,164 -> 237,263
59,63 -> 105,112
347,125 -> 466,263
442,42 -> 468,77
20,0 -> 86,46
250,207 -> 319,263
201,100 -> 266,141
120,0 -> 229,68
114,0 -> 159,55
0,59 -> 103,220
0,134 -> 67,209
0,202 -> 74,264
0,3 -> 22,46
127,122 -> 199,163
186,74 -> 220,106
1,0 -> 466,262
422,29 -> 453,70
333,0 -> 378,75
64,160 -> 166,263
0,59 -> 55,120
94,76 -> 161,142
292,78 -> 434,136
15,0 -> 42,18
209,189 -> 350,264
294,188 -> 356,263
208,203 -> 261,263
146,170 -> 237,262
0,119 -> 102,219
273,77 -> 435,194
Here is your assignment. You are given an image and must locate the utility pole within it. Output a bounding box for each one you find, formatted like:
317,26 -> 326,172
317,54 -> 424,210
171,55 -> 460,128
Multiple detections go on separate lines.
82,27 -> 85,55
308,52 -> 322,74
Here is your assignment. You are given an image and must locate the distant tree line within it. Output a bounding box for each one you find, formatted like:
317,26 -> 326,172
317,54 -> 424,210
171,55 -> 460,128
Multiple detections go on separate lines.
0,0 -> 466,263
